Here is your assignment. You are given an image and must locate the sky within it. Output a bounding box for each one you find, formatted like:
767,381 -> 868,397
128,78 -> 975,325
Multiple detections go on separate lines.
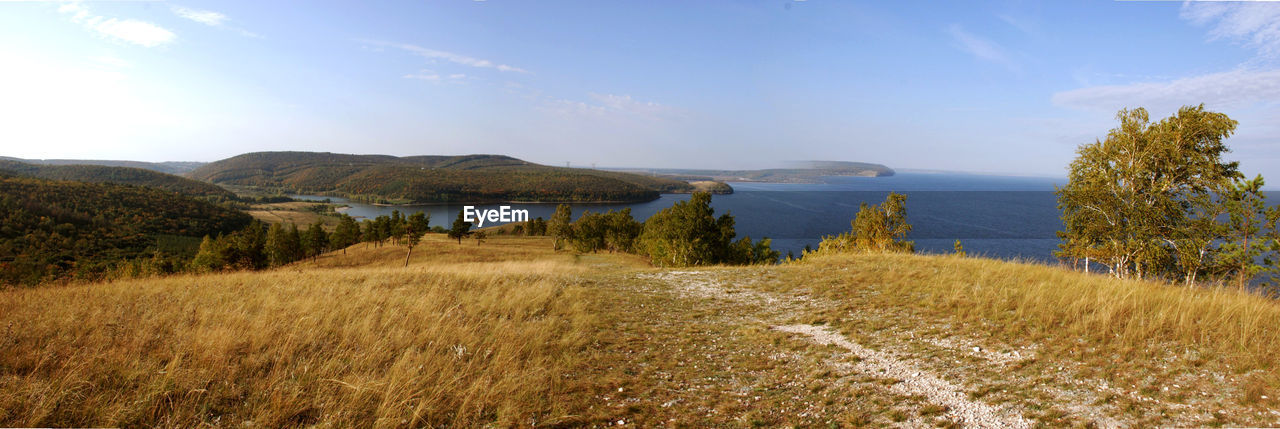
1,1 -> 1278,180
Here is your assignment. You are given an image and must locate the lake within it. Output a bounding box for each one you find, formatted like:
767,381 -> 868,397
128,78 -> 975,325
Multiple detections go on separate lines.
297,172 -> 1078,262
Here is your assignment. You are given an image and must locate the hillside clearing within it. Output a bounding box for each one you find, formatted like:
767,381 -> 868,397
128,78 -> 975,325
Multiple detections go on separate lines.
3,236 -> 1280,427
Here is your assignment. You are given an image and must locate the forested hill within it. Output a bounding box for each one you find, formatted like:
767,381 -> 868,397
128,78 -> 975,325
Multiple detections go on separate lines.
188,151 -> 697,203
0,156 -> 204,175
0,174 -> 252,285
0,160 -> 235,199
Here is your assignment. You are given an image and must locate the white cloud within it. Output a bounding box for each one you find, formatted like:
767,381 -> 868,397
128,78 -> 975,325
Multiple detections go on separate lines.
542,93 -> 678,119
589,93 -> 672,115
172,6 -> 226,27
170,5 -> 260,38
1181,2 -> 1280,59
403,71 -> 468,83
404,72 -> 440,81
945,24 -> 1018,71
1051,68 -> 1280,112
58,3 -> 175,48
370,40 -> 529,73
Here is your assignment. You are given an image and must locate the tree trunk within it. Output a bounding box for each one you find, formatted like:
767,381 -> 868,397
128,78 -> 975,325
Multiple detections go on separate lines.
404,246 -> 412,267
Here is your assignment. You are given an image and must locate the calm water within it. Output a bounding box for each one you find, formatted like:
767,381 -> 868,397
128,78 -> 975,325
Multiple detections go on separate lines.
297,172 -> 1078,262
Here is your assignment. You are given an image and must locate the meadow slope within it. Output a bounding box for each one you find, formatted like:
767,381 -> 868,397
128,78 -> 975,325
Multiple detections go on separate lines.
3,235 -> 1280,427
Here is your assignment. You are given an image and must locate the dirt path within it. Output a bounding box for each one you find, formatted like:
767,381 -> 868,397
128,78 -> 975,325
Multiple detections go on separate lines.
571,268 -> 1131,427
638,270 -> 1037,428
774,324 -> 1031,429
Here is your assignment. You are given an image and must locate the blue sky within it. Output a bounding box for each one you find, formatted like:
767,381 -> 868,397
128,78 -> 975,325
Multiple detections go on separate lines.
1,1 -> 1278,180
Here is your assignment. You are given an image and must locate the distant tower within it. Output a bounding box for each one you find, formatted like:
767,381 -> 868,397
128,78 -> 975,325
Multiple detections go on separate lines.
566,161 -> 571,168
591,162 -> 597,169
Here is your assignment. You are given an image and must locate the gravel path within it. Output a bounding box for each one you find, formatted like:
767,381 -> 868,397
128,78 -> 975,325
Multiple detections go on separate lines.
774,324 -> 1033,429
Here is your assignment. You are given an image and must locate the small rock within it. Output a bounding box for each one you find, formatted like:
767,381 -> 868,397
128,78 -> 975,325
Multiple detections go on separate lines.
618,387 -> 624,392
972,346 -> 982,352
617,419 -> 625,425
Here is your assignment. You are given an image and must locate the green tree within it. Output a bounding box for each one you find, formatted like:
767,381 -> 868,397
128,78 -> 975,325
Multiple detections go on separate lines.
635,192 -> 774,266
402,212 -> 430,267
569,211 -> 606,252
817,192 -> 913,254
1216,175 -> 1280,288
603,209 -> 642,253
302,221 -> 328,261
190,235 -> 227,272
408,212 -> 431,238
548,204 -> 573,250
390,210 -> 405,245
448,210 -> 472,244
330,215 -> 360,255
1056,105 -> 1241,281
265,223 -> 290,266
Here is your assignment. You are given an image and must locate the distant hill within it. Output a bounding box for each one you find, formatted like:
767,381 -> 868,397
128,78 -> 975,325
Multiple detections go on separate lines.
188,151 -> 697,203
0,174 -> 252,285
0,156 -> 205,175
621,160 -> 895,183
0,160 -> 234,199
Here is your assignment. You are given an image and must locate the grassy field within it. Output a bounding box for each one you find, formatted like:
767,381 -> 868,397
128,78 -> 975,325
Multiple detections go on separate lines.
4,235 -> 1280,427
245,201 -> 343,229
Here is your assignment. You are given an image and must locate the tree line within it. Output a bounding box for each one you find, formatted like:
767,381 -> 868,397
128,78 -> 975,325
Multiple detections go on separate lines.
515,192 -> 780,266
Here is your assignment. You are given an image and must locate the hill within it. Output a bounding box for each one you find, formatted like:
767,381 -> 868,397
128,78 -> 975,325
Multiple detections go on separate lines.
0,175 -> 252,285
624,160 -> 896,183
0,160 -> 235,199
3,235 -> 1280,427
188,151 -> 697,203
0,156 -> 205,175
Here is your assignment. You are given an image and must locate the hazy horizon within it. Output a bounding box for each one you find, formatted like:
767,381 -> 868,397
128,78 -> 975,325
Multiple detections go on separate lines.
2,1 -> 1278,179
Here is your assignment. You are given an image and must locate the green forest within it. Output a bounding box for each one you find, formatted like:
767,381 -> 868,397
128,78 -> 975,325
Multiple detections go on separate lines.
0,174 -> 252,285
188,151 -> 695,203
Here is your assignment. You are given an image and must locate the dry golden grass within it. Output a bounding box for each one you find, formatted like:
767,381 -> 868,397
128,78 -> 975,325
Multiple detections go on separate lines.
311,234 -> 651,270
0,243 -> 610,428
787,252 -> 1280,402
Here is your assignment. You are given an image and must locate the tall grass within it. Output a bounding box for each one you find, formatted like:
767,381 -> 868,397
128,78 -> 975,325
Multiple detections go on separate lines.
0,257 -> 597,427
791,252 -> 1280,388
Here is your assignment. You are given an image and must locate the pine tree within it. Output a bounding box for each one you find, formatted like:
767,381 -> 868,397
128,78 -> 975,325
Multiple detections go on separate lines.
448,210 -> 472,244
304,221 -> 328,261
330,215 -> 359,255
402,212 -> 430,267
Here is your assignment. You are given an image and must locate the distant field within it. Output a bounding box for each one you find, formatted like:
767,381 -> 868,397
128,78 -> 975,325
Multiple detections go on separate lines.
245,201 -> 343,229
